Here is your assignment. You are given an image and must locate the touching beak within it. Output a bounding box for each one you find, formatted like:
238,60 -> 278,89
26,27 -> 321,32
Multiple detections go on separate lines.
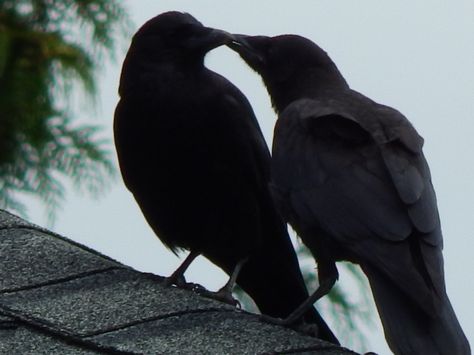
180,26 -> 234,53
227,34 -> 254,53
199,27 -> 235,51
227,34 -> 265,66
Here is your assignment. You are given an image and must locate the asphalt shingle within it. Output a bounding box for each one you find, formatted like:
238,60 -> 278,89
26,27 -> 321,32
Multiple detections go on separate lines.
89,310 -> 345,355
0,209 -> 39,230
0,228 -> 119,292
0,326 -> 101,355
0,209 -> 358,354
1,268 -> 232,336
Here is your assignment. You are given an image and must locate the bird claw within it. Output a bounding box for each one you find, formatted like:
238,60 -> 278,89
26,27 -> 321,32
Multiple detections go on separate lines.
291,322 -> 320,338
163,275 -> 208,294
196,288 -> 241,307
259,315 -> 320,338
162,271 -> 240,307
186,282 -> 207,292
259,314 -> 288,326
163,274 -> 187,288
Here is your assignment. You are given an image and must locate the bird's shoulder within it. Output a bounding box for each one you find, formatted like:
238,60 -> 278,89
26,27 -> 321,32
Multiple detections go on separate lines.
279,92 -> 424,154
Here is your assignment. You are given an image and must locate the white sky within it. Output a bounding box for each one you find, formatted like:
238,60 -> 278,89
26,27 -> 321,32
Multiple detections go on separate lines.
23,1 -> 473,353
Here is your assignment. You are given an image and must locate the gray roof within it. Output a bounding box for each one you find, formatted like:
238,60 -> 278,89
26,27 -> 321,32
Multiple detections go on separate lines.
0,209 -> 357,354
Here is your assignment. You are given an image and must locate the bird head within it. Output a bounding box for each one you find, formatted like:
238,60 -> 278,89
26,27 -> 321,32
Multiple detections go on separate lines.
129,11 -> 233,63
228,34 -> 348,113
119,12 -> 234,96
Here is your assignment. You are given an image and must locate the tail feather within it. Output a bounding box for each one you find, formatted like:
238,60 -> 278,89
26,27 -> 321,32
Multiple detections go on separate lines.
363,264 -> 470,355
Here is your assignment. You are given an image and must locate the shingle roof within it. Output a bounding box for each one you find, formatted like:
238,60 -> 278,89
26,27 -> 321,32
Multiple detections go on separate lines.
0,209 -> 357,354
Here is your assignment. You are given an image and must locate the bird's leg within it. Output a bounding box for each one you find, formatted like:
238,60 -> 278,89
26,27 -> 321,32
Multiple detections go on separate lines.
283,274 -> 337,325
261,261 -> 338,327
214,257 -> 248,306
163,250 -> 200,288
197,258 -> 248,307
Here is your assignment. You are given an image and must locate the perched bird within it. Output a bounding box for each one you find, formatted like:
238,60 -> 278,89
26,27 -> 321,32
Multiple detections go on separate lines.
229,34 -> 470,355
114,12 -> 338,343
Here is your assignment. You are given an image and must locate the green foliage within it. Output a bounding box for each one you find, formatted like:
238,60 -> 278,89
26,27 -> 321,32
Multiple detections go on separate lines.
0,0 -> 131,221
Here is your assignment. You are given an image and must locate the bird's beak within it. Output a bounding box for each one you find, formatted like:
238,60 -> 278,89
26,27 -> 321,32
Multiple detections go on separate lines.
198,27 -> 234,51
227,34 -> 265,67
180,26 -> 234,54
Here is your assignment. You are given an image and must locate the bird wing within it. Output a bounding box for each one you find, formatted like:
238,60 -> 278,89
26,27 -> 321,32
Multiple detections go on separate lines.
273,97 -> 441,244
114,77 -> 271,195
113,74 -> 272,253
371,104 -> 441,244
272,97 -> 444,310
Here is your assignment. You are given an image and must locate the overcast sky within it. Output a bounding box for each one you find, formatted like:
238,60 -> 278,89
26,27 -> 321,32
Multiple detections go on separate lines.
23,1 -> 473,353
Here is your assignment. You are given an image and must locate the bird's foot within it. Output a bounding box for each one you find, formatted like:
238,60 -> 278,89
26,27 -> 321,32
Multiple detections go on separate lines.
163,273 -> 187,288
196,288 -> 241,308
162,251 -> 201,289
163,275 -> 208,293
183,282 -> 207,293
259,314 -> 288,326
291,322 -> 320,338
259,315 -> 320,337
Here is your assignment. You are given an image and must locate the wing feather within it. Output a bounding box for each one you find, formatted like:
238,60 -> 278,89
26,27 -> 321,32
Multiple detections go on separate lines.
273,98 -> 441,247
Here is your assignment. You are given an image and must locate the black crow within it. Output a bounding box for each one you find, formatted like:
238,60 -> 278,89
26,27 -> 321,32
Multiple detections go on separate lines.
229,34 -> 470,355
114,12 -> 338,343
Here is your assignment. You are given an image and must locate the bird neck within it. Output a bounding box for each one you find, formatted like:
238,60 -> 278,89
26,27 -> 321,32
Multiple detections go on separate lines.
268,65 -> 350,114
